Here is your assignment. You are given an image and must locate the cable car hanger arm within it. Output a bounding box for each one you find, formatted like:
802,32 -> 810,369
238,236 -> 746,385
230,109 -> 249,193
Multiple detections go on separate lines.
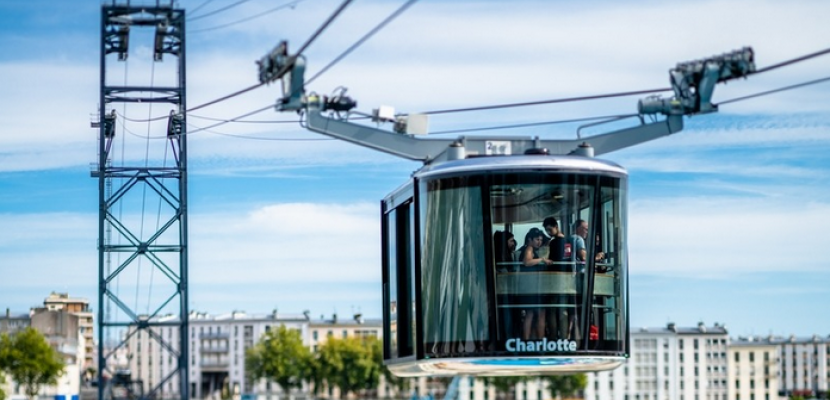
261,45 -> 754,163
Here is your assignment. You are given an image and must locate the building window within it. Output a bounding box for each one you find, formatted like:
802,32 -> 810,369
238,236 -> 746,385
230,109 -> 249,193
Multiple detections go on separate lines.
313,331 -> 318,340
750,352 -> 755,362
735,352 -> 740,362
342,330 -> 348,338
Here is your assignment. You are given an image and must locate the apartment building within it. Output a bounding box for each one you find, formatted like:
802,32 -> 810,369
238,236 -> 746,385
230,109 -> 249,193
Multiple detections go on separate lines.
0,307 -> 85,400
584,322 -> 729,400
727,337 -> 780,400
775,335 -> 829,398
42,292 -> 95,371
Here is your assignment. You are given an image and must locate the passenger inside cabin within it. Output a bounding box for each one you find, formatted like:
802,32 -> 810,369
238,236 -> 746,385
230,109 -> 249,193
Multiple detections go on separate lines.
494,230 -> 520,339
543,217 -> 566,269
569,219 -> 604,263
493,230 -> 517,272
518,228 -> 552,340
543,217 -> 570,339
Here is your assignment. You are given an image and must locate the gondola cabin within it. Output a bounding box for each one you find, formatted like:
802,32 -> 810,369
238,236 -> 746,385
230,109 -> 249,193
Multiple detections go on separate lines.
274,45 -> 753,377
381,154 -> 629,376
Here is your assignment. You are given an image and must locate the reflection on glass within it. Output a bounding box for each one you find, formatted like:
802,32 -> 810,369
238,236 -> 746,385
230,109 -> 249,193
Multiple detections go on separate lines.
420,179 -> 489,356
418,171 -> 627,359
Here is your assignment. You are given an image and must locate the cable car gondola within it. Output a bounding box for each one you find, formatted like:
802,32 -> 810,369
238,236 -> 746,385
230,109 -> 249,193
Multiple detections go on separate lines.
259,44 -> 755,375
382,154 -> 628,376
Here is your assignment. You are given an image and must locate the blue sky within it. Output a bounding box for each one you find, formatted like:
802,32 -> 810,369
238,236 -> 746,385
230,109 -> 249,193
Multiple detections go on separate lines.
1,0 -> 829,337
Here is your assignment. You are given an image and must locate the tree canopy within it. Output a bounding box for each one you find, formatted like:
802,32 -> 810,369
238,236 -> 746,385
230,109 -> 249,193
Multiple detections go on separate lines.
0,328 -> 65,400
317,336 -> 381,398
541,374 -> 587,399
246,325 -> 312,396
483,376 -> 528,400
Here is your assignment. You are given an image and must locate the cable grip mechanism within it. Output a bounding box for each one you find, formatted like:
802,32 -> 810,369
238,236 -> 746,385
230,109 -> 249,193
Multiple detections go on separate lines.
639,47 -> 755,116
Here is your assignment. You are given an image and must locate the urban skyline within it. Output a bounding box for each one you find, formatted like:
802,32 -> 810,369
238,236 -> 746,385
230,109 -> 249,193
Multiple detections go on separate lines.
1,0 -> 829,338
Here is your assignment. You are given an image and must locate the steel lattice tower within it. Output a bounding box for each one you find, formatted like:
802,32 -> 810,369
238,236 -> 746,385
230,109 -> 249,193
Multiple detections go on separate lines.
97,3 -> 188,400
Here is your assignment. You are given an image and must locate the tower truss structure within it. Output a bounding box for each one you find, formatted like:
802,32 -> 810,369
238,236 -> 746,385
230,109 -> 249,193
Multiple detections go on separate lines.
96,3 -> 188,400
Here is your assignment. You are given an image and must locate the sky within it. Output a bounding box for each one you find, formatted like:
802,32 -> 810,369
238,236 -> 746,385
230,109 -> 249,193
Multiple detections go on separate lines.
0,0 -> 829,339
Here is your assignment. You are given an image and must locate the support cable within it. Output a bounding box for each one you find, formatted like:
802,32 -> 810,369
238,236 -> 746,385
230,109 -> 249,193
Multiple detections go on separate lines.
294,0 -> 354,57
717,75 -> 830,106
187,113 -> 301,123
188,0 -> 216,16
420,88 -> 671,115
429,114 -> 639,135
135,62 -> 159,315
305,0 -> 417,85
188,0 -> 253,22
189,123 -> 335,141
189,0 -> 303,34
129,0 -> 354,122
187,105 -> 275,134
752,46 -> 830,75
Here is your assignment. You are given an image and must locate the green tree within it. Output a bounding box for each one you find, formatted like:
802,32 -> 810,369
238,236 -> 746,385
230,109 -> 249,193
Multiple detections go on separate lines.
318,336 -> 379,398
1,328 -> 64,400
483,376 -> 527,400
541,374 -> 587,399
361,336 -> 410,398
246,325 -> 312,399
0,334 -> 9,400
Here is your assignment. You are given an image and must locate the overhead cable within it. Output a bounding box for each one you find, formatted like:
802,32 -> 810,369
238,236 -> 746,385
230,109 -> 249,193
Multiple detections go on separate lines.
752,46 -> 830,75
188,0 -> 253,22
190,123 -> 335,141
189,0 -> 303,34
148,0 -> 354,120
188,113 -> 301,123
295,0 -> 354,57
717,75 -> 830,106
429,114 -> 639,135
305,0 -> 419,85
187,105 -> 275,134
188,0 -> 216,16
420,88 -> 672,116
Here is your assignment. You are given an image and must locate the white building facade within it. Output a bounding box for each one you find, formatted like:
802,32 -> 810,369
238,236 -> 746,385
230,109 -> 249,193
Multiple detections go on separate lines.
125,311 -> 387,400
775,335 -> 829,398
584,322 -> 729,400
727,337 -> 780,400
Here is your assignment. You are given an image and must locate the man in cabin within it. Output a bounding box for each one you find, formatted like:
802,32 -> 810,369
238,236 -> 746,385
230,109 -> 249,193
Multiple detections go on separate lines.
543,217 -> 566,267
569,219 -> 604,263
543,217 -> 570,339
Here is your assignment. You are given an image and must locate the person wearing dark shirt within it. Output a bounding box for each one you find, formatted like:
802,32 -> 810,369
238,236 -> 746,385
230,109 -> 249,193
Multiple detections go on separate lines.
518,228 -> 552,340
543,217 -> 570,339
543,217 -> 566,270
493,230 -> 517,272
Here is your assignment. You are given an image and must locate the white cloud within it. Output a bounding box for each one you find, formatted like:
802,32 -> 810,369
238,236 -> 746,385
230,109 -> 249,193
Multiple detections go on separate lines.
629,197 -> 830,277
189,202 -> 380,284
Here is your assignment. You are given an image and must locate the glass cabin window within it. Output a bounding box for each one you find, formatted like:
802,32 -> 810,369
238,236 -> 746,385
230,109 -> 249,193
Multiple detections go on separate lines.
490,172 -> 626,353
383,200 -> 416,360
419,171 -> 626,359
419,177 -> 489,356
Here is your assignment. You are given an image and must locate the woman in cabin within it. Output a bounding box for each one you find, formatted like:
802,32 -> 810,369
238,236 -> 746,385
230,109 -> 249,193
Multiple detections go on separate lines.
518,228 -> 553,340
